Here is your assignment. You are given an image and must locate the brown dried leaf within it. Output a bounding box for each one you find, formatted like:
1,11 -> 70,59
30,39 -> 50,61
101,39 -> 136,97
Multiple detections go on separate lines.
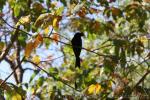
52,33 -> 59,44
34,34 -> 43,48
25,42 -> 34,58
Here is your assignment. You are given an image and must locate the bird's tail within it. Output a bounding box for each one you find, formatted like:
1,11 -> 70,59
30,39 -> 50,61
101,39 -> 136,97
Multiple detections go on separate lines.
75,56 -> 80,68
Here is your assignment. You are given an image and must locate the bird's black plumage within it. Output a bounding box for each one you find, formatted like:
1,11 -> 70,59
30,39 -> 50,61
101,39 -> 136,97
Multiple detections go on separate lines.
71,32 -> 84,68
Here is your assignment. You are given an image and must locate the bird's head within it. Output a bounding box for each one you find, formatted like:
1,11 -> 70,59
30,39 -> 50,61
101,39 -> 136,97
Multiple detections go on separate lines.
75,32 -> 84,37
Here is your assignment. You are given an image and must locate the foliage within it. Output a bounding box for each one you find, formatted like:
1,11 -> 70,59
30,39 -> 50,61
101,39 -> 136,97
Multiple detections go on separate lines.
0,0 -> 150,99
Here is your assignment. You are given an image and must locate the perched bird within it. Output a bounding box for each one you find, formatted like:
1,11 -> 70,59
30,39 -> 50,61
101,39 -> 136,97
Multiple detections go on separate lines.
71,32 -> 84,68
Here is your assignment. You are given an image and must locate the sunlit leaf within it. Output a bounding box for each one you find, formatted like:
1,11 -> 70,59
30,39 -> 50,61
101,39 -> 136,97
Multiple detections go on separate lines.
14,4 -> 21,17
55,6 -> 64,16
12,93 -> 22,100
44,27 -> 50,35
16,15 -> 31,26
53,18 -> 58,28
138,36 -> 148,44
95,84 -> 101,94
88,84 -> 101,94
107,80 -> 113,88
71,1 -> 85,14
34,34 -> 43,48
34,13 -> 54,28
32,55 -> 41,64
25,42 -> 34,58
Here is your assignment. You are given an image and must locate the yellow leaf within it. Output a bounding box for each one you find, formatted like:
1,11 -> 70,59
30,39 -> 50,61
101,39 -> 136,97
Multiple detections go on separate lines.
44,27 -> 49,35
52,33 -> 59,44
53,18 -> 58,28
12,93 -> 22,100
16,15 -> 30,26
25,42 -> 34,58
34,34 -> 43,48
108,80 -> 113,88
139,36 -> 148,43
32,55 -> 41,64
88,84 -> 101,94
52,16 -> 62,30
55,6 -> 64,16
88,84 -> 95,94
95,84 -> 101,94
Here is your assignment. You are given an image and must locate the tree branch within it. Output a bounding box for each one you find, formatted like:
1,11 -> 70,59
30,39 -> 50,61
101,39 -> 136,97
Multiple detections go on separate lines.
0,57 -> 25,87
0,26 -> 19,62
25,60 -> 81,92
16,39 -> 24,83
4,57 -> 19,84
0,17 -> 32,36
132,70 -> 150,91
44,36 -> 113,58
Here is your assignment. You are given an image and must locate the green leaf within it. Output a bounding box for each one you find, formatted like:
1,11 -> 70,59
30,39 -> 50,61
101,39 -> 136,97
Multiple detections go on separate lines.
37,77 -> 45,86
29,70 -> 40,83
14,4 -> 21,17
49,67 -> 58,75
0,42 -> 5,51
0,0 -> 5,11
55,6 -> 64,16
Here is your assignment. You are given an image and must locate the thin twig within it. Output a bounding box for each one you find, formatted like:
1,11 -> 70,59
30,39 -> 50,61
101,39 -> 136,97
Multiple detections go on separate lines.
25,60 -> 81,92
1,17 -> 112,58
40,55 -> 64,62
92,44 -> 113,52
132,70 -> 150,91
0,26 -> 19,62
44,36 -> 113,58
48,28 -> 53,37
0,57 -> 25,87
0,17 -> 32,36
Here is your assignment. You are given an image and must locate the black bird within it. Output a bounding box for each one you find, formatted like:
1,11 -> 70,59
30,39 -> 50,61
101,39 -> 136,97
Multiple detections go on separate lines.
71,32 -> 84,68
